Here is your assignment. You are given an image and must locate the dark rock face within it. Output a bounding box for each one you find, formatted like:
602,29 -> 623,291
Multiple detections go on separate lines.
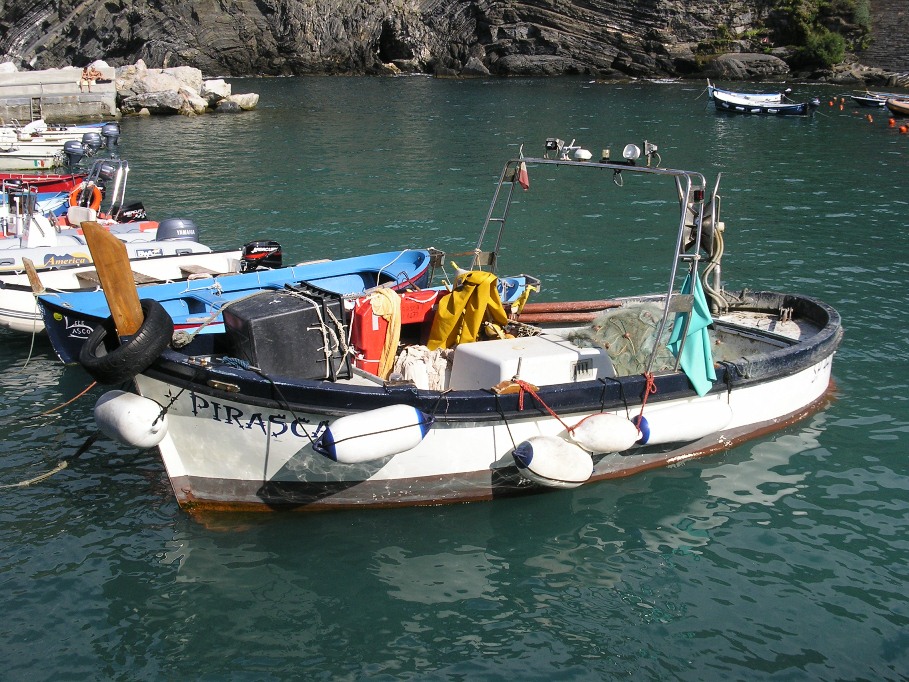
0,0 -> 894,79
0,0 -> 776,77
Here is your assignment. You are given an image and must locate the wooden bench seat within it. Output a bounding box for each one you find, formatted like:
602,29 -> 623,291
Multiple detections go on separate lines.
75,269 -> 159,287
179,264 -> 220,277
75,270 -> 102,286
130,271 -> 158,284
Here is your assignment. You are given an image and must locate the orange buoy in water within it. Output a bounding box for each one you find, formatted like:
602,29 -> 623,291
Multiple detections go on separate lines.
889,118 -> 896,128
900,125 -> 908,135
829,100 -> 835,106
866,114 -> 874,123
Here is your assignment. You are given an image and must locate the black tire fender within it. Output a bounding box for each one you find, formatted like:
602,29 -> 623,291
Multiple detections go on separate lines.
79,299 -> 174,384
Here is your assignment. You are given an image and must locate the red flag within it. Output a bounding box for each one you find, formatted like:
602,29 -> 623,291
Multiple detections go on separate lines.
517,161 -> 529,191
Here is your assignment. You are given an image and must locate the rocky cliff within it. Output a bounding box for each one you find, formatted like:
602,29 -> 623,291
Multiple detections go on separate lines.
0,0 -> 896,79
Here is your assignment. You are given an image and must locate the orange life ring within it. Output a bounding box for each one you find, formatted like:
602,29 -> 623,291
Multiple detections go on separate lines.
68,182 -> 102,211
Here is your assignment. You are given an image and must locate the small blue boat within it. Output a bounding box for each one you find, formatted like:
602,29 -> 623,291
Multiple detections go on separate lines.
40,249 -> 436,364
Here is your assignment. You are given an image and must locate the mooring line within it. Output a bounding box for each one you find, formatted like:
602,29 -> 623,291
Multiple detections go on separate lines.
0,431 -> 99,489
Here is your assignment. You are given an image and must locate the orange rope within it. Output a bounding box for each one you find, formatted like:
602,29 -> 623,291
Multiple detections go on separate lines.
32,381 -> 97,418
513,373 -> 658,437
514,378 -> 574,432
634,372 -> 658,433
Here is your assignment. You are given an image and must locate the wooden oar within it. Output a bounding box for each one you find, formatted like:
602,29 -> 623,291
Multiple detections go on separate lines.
21,257 -> 46,294
81,221 -> 143,336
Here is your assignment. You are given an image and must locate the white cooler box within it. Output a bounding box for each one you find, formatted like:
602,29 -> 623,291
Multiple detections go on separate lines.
449,333 -> 615,390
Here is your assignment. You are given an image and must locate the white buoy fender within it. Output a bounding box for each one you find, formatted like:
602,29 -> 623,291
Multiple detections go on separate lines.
313,404 -> 434,464
512,435 -> 593,489
633,401 -> 733,446
569,413 -> 640,454
94,390 -> 168,449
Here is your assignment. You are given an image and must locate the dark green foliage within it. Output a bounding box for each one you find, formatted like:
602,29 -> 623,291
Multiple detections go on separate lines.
794,28 -> 847,66
768,0 -> 869,66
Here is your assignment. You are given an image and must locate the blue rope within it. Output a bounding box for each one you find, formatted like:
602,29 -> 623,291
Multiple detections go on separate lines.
219,356 -> 252,370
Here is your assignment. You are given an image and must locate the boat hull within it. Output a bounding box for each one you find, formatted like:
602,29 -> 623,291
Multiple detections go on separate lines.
131,291 -> 842,512
886,98 -> 909,116
0,172 -> 85,193
0,154 -> 64,171
850,95 -> 887,108
713,98 -> 816,116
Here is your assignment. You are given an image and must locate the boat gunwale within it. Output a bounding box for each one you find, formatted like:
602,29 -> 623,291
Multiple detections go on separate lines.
140,290 -> 842,423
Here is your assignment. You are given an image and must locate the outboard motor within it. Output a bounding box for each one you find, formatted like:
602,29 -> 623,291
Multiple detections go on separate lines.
81,131 -> 103,154
240,240 -> 283,272
100,122 -> 120,151
97,161 -> 117,181
63,140 -> 86,168
112,201 -> 148,223
156,218 -> 199,242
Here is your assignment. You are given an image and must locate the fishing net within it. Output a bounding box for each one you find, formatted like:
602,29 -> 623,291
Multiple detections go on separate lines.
567,303 -> 677,376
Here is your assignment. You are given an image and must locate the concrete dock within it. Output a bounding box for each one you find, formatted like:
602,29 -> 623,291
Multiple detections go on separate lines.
0,66 -> 118,123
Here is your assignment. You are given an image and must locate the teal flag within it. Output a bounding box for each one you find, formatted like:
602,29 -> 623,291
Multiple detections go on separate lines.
667,273 -> 716,396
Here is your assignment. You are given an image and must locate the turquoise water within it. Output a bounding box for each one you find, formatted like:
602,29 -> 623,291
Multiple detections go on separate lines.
2,77 -> 909,679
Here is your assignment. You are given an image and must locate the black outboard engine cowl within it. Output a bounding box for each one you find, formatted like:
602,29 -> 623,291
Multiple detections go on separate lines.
241,240 -> 283,272
81,132 -> 102,153
63,140 -> 85,167
112,201 -> 148,223
156,218 -> 199,242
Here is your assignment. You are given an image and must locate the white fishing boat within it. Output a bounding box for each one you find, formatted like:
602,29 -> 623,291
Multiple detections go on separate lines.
706,79 -> 790,104
0,121 -> 120,171
78,138 -> 843,512
0,143 -> 65,171
706,80 -> 819,116
7,119 -> 108,143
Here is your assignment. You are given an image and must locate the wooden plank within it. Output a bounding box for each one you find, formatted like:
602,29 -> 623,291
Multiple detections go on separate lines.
21,258 -> 45,294
81,221 -> 143,336
179,264 -> 218,277
130,270 -> 158,284
75,270 -> 102,286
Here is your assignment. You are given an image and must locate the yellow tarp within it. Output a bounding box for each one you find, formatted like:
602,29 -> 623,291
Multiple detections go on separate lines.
369,288 -> 402,379
427,271 -> 508,350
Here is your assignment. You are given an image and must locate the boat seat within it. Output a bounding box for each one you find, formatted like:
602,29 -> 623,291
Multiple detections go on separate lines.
75,269 -> 158,286
75,270 -> 102,286
131,271 -> 158,284
67,205 -> 98,226
179,264 -> 219,277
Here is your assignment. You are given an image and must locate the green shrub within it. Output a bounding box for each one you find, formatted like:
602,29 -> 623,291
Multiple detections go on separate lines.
795,29 -> 847,66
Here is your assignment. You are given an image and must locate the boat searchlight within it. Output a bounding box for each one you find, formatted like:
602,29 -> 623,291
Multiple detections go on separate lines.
623,143 -> 641,161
